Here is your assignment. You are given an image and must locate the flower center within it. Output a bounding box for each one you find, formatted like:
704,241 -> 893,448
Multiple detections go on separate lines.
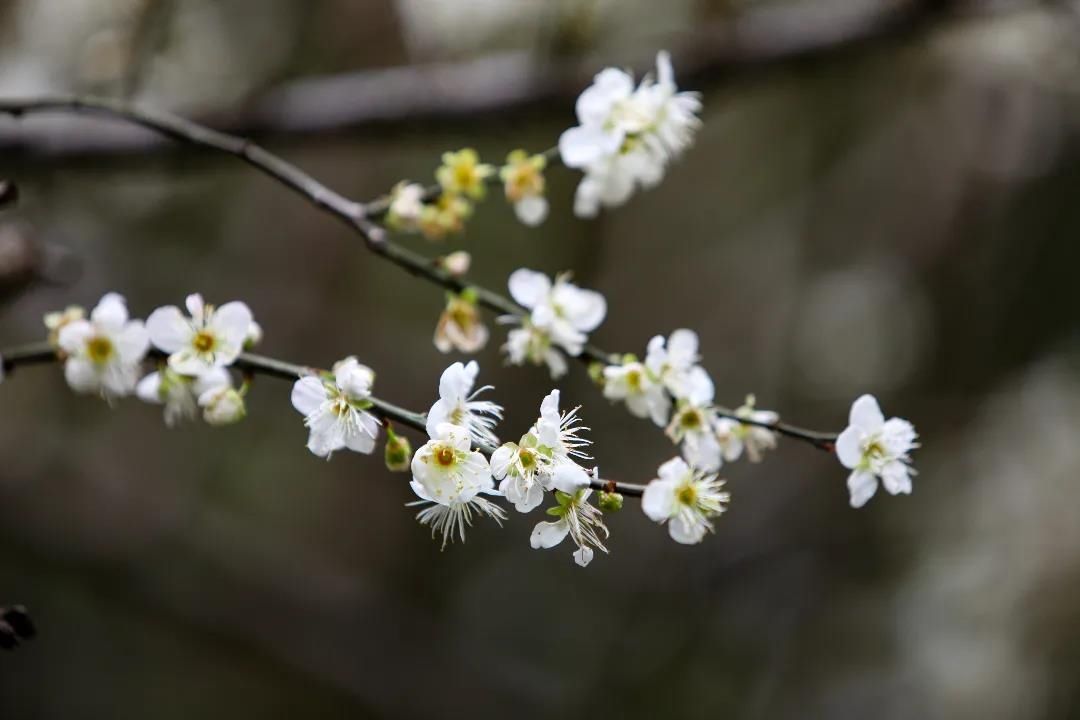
677,483 -> 698,507
193,330 -> 216,353
679,409 -> 702,429
626,369 -> 642,391
519,449 -> 536,469
435,446 -> 456,467
86,335 -> 114,364
865,439 -> 887,461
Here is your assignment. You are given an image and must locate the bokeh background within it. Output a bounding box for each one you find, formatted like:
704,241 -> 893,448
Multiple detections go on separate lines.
2,0 -> 1080,717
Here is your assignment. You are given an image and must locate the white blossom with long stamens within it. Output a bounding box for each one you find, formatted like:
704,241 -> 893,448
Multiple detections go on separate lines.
147,293 -> 253,375
425,361 -> 503,447
642,457 -> 729,544
291,357 -> 381,459
57,293 -> 149,401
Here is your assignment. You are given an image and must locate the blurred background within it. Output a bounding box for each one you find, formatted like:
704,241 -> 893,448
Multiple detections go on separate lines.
2,0 -> 1080,717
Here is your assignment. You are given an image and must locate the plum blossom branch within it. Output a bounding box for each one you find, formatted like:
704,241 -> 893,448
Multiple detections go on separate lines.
0,94 -> 836,451
0,339 -> 647,498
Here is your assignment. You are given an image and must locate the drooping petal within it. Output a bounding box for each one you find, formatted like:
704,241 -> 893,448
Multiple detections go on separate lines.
530,519 -> 570,549
682,430 -> 722,473
668,515 -> 707,545
848,394 -> 884,431
507,269 -> 551,309
437,361 -> 474,405
146,306 -> 192,353
847,470 -> 878,508
573,546 -> 595,567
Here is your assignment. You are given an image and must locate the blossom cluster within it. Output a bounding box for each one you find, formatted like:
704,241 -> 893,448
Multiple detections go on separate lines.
386,147 -> 551,241
44,292 -> 255,426
560,51 -> 702,217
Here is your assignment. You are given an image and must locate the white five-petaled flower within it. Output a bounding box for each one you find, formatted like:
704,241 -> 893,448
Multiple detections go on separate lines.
534,389 -> 592,467
502,323 -> 567,379
642,456 -> 730,545
425,361 -> 503,447
713,395 -> 779,464
645,329 -> 713,403
836,394 -> 919,508
491,389 -> 591,513
604,359 -> 671,427
137,366 -> 230,427
560,51 -> 701,218
409,422 -> 505,548
57,293 -> 149,400
507,269 -> 606,357
531,484 -> 609,567
291,357 -> 381,458
666,399 -> 723,472
147,293 -> 253,375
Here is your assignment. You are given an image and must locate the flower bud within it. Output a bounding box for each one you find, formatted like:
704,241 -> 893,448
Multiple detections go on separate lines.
199,386 -> 246,426
384,427 -> 412,472
598,491 -> 624,513
440,250 -> 471,277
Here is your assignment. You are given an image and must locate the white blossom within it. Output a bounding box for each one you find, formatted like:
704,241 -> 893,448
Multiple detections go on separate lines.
199,385 -> 246,426
291,357 -> 381,458
642,457 -> 729,545
425,361 -> 502,447
530,485 -> 609,567
507,269 -> 606,357
713,395 -> 779,464
836,394 -> 919,508
502,323 -> 567,379
57,293 -> 149,400
534,389 -> 591,467
387,181 -> 426,231
645,329 -> 713,403
560,51 -> 701,217
136,366 -> 230,427
603,359 -> 671,427
147,294 -> 253,375
667,400 -> 723,472
491,389 -> 591,513
409,422 -> 504,548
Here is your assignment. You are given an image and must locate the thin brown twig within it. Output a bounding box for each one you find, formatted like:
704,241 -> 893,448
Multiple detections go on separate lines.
0,340 -> 648,497
0,95 -> 837,450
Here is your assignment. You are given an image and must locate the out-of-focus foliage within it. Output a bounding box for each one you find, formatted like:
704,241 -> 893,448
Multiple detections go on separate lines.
2,1 -> 1080,718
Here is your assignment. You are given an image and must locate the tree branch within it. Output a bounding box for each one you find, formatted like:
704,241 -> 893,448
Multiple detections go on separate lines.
0,95 -> 838,452
0,341 -> 647,497
0,0 -> 987,157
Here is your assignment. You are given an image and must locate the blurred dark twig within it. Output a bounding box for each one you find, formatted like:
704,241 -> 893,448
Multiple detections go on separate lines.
0,0 -> 1008,158
0,605 -> 36,650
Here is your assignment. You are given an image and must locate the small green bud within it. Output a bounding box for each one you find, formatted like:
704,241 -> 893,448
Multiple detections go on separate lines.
621,353 -> 638,364
598,491 -> 624,513
384,428 -> 412,472
588,361 -> 606,386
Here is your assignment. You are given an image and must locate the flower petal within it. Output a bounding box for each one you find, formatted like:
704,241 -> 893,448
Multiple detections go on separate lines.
835,426 -> 864,470
847,470 -> 878,508
849,394 -> 884,431
507,269 -> 551,309
530,519 -> 570,549
290,376 -> 326,416
146,306 -> 192,353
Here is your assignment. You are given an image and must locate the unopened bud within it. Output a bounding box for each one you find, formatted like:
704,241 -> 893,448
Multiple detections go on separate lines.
440,251 -> 471,277
598,491 -> 624,513
384,427 -> 412,472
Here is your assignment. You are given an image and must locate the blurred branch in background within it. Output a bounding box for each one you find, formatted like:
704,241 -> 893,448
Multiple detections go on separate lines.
0,605 -> 36,650
0,0 -> 1037,158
